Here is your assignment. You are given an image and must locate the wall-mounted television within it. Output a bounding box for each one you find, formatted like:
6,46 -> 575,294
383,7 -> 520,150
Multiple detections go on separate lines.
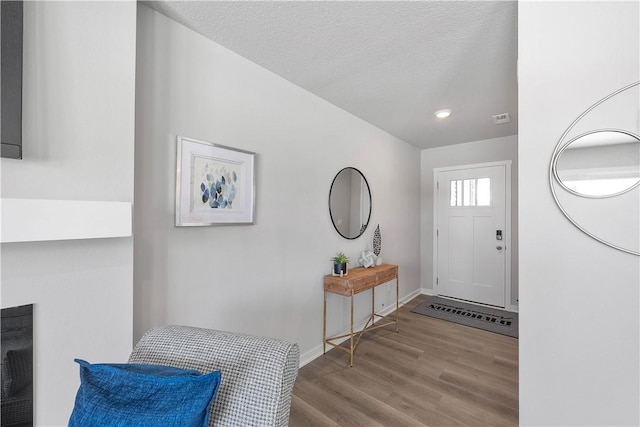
1,0 -> 24,160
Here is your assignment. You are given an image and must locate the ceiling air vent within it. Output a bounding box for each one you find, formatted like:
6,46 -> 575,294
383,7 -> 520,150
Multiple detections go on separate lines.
493,113 -> 510,124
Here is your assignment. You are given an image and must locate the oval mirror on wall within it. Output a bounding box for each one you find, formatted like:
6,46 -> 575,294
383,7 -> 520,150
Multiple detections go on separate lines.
329,167 -> 372,239
554,130 -> 640,198
549,80 -> 639,256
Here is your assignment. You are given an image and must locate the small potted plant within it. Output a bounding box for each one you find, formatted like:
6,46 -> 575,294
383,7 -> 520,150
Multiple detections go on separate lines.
331,252 -> 350,276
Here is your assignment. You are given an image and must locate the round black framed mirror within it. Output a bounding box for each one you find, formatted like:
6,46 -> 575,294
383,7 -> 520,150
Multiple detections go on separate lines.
328,167 -> 372,239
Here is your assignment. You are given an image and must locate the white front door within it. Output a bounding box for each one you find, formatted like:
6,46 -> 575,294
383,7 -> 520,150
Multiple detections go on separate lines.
436,164 -> 508,307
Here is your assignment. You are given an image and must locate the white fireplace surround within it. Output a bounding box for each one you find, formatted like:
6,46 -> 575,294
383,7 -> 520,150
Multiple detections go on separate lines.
1,199 -> 132,243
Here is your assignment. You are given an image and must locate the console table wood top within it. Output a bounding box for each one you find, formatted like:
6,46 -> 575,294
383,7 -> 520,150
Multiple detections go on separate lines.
323,264 -> 398,296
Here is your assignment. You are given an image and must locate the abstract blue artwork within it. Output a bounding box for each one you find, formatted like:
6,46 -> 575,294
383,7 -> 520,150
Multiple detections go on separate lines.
195,157 -> 240,210
176,136 -> 255,226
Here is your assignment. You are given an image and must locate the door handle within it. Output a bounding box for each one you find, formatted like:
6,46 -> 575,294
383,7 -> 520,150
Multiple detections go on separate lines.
496,245 -> 503,250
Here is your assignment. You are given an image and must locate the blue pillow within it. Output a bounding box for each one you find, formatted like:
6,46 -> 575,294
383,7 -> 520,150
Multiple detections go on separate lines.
69,359 -> 221,427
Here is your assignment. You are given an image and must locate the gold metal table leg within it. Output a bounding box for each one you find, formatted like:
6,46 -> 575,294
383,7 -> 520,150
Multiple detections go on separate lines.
350,292 -> 354,367
396,273 -> 400,332
372,286 -> 375,321
323,291 -> 327,354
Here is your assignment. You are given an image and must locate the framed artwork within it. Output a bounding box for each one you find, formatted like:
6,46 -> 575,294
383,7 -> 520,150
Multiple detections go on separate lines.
175,136 -> 255,226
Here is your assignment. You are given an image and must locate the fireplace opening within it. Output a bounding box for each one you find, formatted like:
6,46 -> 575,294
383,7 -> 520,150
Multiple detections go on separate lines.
1,304 -> 33,427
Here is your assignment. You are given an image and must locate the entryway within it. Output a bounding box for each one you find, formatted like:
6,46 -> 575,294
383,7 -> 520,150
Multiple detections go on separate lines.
434,162 -> 512,308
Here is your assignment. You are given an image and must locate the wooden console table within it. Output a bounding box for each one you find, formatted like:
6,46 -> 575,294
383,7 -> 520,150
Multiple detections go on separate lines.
323,264 -> 399,366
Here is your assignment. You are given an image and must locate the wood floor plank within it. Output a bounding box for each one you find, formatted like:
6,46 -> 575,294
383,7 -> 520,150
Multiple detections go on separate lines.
384,390 -> 464,427
318,374 -> 428,426
289,294 -> 519,426
289,395 -> 338,427
361,350 -> 518,422
294,375 -> 387,426
438,358 -> 518,396
438,369 -> 518,410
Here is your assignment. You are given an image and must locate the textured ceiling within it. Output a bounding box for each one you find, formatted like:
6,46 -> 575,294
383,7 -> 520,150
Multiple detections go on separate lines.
144,1 -> 518,150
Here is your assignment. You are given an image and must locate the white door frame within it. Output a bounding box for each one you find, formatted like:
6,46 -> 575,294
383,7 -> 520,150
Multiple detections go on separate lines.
433,160 -> 514,311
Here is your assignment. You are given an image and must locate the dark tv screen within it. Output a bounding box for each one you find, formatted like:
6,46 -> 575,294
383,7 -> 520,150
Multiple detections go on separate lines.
1,0 -> 24,160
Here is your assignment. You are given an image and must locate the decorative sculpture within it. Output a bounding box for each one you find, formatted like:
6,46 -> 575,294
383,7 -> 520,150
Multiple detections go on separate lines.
358,225 -> 384,268
358,250 -> 376,268
373,225 -> 382,256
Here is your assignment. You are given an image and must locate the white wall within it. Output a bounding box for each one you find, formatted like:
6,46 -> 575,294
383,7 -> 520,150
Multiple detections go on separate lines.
134,5 -> 421,364
519,2 -> 639,425
420,135 -> 519,307
0,2 -> 136,425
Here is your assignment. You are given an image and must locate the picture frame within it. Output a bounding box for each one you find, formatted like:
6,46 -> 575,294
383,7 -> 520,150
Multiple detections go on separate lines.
175,136 -> 255,226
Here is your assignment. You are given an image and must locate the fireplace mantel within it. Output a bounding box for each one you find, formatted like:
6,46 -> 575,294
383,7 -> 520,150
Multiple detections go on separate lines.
1,199 -> 131,243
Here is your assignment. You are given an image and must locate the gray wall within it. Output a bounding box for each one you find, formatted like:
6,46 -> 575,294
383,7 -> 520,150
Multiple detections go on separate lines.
420,135 -> 519,307
330,170 -> 352,237
134,5 -> 421,364
0,2 -> 136,425
519,1 -> 639,425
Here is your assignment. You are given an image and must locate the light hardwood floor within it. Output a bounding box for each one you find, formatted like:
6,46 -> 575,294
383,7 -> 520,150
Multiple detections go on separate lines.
289,294 -> 518,426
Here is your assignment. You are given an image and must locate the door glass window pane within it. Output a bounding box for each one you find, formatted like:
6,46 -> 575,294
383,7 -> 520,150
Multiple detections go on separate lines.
449,178 -> 491,207
463,179 -> 476,206
450,180 -> 463,206
477,178 -> 491,206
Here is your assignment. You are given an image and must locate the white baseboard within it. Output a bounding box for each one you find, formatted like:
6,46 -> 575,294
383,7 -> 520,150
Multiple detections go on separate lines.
299,346 -> 324,367
401,288 -> 422,305
299,289 -> 424,368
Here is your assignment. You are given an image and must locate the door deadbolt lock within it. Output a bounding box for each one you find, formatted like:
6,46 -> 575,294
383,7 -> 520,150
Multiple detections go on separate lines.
496,230 -> 503,240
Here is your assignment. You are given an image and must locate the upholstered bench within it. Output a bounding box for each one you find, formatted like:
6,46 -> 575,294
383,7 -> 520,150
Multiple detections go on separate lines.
128,325 -> 300,427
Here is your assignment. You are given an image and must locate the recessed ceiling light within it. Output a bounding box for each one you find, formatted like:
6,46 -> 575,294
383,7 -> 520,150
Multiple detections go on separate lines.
435,109 -> 452,119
